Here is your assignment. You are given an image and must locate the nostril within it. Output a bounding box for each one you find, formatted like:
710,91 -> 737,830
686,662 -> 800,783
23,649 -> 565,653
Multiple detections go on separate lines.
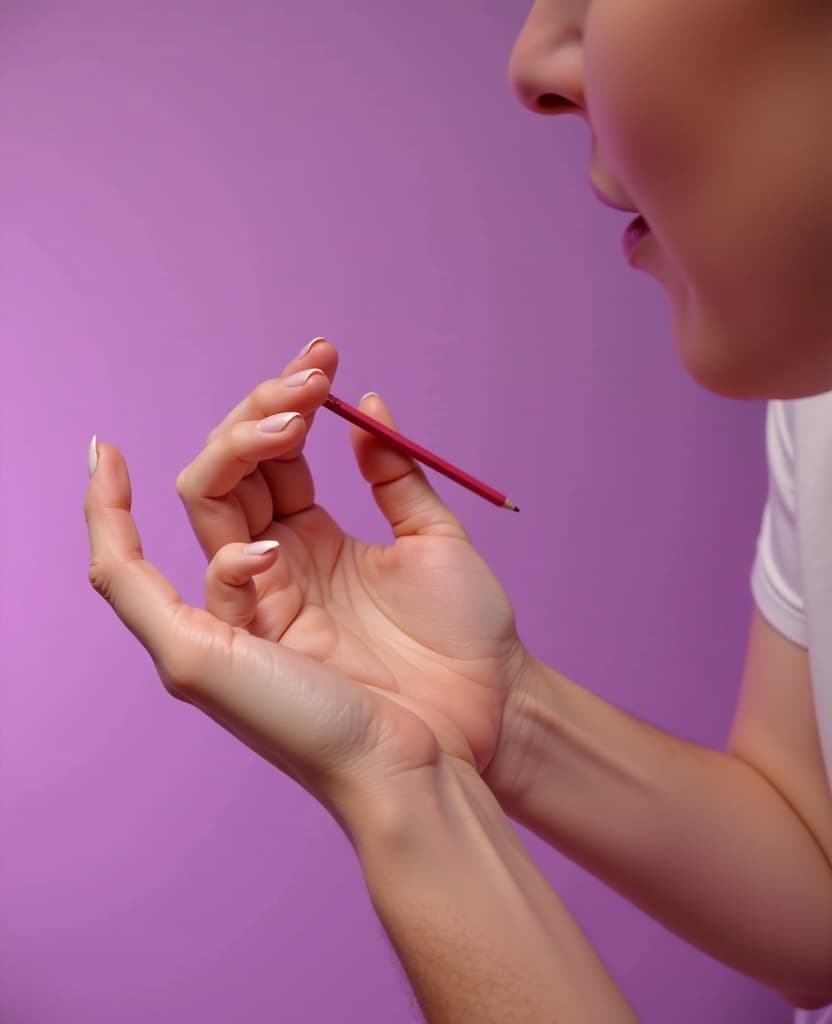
536,93 -> 572,113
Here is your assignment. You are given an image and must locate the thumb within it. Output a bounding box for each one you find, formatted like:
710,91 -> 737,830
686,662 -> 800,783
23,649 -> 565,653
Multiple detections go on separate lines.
84,437 -> 187,675
82,438 -> 408,806
349,393 -> 470,540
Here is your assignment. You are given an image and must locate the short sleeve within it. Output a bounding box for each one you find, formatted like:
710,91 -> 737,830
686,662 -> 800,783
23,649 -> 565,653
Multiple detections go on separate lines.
750,400 -> 808,647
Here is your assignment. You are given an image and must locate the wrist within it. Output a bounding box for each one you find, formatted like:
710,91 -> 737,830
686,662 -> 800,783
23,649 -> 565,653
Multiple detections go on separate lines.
482,649 -> 557,811
349,751 -> 640,1024
343,757 -> 469,861
331,759 -> 448,857
342,753 -> 522,881
349,753 -> 530,918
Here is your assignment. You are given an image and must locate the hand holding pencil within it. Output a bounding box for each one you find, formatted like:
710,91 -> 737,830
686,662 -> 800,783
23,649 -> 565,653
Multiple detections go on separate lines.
323,393 -> 519,511
159,336 -> 531,776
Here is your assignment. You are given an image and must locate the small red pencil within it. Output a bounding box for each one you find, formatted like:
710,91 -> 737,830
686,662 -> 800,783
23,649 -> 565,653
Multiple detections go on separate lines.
323,393 -> 519,511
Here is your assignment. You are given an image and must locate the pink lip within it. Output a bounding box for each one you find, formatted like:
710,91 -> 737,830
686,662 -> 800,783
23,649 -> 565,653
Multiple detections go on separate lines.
588,180 -> 652,261
622,215 -> 651,262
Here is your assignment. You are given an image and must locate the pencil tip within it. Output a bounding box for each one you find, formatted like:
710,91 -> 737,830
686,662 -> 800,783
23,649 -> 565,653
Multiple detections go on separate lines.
503,498 -> 520,512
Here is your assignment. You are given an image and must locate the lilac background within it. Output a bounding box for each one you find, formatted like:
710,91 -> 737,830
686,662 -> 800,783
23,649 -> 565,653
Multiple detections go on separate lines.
0,3 -> 789,1022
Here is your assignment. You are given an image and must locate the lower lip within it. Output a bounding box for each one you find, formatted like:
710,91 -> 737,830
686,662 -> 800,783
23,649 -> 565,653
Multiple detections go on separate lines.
622,215 -> 651,261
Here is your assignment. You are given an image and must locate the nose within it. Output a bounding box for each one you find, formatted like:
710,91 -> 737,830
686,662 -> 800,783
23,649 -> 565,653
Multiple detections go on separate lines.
508,4 -> 586,117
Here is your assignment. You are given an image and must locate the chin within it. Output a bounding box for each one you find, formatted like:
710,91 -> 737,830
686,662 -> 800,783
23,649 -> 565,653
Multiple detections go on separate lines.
671,320 -> 764,401
669,276 -> 832,400
670,302 -> 827,402
680,337 -> 832,401
685,363 -> 770,401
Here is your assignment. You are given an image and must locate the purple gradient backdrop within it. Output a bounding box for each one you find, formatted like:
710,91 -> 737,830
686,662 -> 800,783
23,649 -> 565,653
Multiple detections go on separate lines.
0,3 -> 789,1022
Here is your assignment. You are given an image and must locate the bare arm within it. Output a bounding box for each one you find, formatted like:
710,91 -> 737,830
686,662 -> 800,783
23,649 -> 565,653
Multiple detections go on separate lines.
352,759 -> 639,1024
483,605 -> 832,1005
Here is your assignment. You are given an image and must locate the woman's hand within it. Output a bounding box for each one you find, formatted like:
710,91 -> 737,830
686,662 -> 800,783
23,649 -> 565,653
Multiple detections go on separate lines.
85,337 -> 530,827
176,337 -> 533,768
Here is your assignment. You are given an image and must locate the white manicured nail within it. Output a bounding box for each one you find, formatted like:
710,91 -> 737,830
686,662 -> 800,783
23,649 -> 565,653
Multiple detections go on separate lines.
297,336 -> 327,359
282,368 -> 325,388
256,411 -> 303,433
87,435 -> 98,477
244,540 -> 280,557
361,392 -> 378,402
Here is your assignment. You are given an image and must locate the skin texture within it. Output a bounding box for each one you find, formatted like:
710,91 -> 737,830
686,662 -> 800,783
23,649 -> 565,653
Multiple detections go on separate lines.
172,341 -> 529,779
86,341 -> 532,822
509,0 -> 832,400
83,2 -> 832,1019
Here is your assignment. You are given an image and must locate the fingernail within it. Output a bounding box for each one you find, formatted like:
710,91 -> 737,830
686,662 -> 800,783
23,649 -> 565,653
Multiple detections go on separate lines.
361,392 -> 378,402
87,434 -> 98,477
297,336 -> 327,359
282,367 -> 325,389
256,411 -> 303,433
244,540 -> 280,557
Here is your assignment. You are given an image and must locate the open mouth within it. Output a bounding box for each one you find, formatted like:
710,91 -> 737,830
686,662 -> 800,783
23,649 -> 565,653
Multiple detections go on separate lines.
622,215 -> 651,260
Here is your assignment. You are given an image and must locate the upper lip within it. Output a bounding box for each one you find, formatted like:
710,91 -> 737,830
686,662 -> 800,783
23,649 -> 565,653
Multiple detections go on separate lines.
589,180 -> 640,215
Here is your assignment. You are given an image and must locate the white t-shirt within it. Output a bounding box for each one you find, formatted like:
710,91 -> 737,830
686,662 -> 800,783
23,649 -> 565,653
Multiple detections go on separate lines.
749,394 -> 832,1024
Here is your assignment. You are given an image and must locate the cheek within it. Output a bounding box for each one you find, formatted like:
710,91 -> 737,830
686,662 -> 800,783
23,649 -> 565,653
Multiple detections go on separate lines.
584,1 -> 832,396
583,2 -> 722,308
583,0 -> 787,262
583,0 -> 709,195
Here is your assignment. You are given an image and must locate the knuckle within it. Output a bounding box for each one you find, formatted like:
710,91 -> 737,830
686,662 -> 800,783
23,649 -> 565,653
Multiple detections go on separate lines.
157,607 -> 209,698
208,538 -> 229,566
203,565 -> 224,599
160,679 -> 190,703
210,559 -> 252,597
156,654 -> 196,701
158,662 -> 193,701
175,466 -> 191,500
250,380 -> 272,411
87,558 -> 113,602
227,424 -> 258,473
228,420 -> 250,448
158,643 -> 198,697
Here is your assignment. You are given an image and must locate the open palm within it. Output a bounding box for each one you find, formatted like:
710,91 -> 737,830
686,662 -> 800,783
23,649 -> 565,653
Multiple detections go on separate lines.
176,339 -> 527,773
241,506 -> 523,769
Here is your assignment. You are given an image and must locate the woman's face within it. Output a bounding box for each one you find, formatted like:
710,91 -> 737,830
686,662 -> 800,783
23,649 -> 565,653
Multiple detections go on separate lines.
509,0 -> 832,399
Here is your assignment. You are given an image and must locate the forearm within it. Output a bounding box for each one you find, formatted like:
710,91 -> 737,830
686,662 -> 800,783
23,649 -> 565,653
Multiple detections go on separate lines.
483,657 -> 832,1000
349,758 -> 638,1024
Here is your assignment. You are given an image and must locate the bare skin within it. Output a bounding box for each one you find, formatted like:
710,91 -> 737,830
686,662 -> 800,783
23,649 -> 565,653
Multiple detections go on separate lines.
84,0 -> 832,1018
84,343 -> 638,1022
510,0 -> 832,400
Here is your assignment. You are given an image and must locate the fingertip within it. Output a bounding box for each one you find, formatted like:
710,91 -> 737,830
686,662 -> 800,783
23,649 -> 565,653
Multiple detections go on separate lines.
87,434 -> 98,478
292,336 -> 339,376
349,393 -> 414,486
84,439 -> 144,581
210,540 -> 280,590
87,439 -> 133,510
348,394 -> 468,538
205,541 -> 275,625
358,391 -> 396,428
243,539 -> 281,561
300,336 -> 329,359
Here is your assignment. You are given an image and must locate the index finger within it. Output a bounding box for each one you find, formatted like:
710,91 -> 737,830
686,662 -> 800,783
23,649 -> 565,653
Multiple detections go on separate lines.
206,337 -> 338,445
